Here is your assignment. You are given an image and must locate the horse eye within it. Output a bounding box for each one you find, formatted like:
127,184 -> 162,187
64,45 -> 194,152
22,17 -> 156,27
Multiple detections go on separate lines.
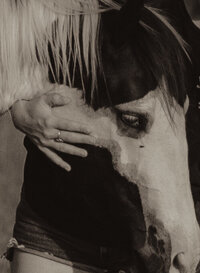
119,112 -> 148,131
121,113 -> 140,129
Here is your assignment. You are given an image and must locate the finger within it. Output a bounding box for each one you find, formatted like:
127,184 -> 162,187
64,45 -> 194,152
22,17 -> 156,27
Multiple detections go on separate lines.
37,146 -> 71,172
59,131 -> 96,145
52,118 -> 93,135
39,128 -> 96,145
45,140 -> 88,157
41,128 -> 60,140
44,93 -> 71,108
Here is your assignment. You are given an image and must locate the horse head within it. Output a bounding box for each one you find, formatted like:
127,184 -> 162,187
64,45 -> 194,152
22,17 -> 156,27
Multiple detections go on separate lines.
53,1 -> 200,272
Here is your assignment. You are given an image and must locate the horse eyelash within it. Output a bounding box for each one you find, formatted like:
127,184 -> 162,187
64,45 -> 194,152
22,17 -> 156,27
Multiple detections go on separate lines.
117,111 -> 148,131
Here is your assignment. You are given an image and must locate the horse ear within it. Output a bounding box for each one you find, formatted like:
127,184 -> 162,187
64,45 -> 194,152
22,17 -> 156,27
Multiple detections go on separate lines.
103,0 -> 144,48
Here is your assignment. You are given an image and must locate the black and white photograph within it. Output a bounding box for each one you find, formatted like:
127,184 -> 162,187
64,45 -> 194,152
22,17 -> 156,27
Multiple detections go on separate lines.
1,0 -> 200,272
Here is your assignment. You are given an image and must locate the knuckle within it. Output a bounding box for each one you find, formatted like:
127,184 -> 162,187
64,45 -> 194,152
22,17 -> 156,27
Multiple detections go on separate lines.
53,93 -> 61,100
66,146 -> 73,153
43,130 -> 51,139
55,143 -> 62,152
80,126 -> 88,133
80,125 -> 85,131
66,120 -> 76,129
44,118 -> 53,128
52,93 -> 61,103
37,118 -> 46,130
62,145 -> 73,154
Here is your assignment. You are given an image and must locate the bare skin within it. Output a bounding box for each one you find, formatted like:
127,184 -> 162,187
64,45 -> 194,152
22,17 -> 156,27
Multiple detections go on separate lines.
11,88 -> 96,171
11,249 -> 93,273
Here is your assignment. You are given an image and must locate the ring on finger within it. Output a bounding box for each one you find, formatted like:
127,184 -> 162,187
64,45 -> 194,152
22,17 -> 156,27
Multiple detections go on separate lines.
55,130 -> 64,143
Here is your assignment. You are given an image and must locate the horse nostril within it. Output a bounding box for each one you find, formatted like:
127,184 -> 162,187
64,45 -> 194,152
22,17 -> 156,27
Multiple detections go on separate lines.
173,253 -> 189,273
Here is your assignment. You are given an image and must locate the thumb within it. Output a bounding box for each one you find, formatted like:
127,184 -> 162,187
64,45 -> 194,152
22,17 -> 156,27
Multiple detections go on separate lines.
44,93 -> 71,108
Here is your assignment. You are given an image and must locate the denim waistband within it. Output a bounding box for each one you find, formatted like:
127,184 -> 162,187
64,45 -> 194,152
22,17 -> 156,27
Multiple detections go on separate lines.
12,198 -> 136,273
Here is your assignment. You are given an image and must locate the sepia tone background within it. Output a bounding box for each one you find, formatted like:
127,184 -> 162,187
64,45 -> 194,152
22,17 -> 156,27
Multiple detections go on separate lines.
0,2 -> 199,273
0,113 -> 26,272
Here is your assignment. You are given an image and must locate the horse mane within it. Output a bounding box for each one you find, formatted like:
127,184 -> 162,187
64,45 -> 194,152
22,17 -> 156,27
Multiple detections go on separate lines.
133,5 -> 190,109
0,0 -> 120,111
0,0 -> 190,112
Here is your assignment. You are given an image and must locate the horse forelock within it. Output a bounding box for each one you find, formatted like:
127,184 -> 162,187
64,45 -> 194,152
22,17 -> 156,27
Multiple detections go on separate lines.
92,3 -> 190,118
0,0 -> 191,114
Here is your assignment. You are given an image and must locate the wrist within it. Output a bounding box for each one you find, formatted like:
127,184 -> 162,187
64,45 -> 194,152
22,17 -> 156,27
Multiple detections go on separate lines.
10,100 -> 29,132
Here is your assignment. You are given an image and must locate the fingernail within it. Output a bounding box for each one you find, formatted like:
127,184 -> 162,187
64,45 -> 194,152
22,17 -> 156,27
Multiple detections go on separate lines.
65,165 -> 71,172
81,150 -> 88,157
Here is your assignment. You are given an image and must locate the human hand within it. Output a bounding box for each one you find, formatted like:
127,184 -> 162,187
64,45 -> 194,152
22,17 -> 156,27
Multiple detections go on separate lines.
11,90 -> 96,171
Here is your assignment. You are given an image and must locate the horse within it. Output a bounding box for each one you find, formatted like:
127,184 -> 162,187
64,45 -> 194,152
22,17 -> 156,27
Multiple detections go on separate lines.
47,1 -> 200,272
2,0 -> 200,272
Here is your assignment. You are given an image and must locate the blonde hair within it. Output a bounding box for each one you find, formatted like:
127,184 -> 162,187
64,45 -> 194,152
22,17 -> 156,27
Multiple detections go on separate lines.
0,0 -> 120,112
0,0 -> 189,113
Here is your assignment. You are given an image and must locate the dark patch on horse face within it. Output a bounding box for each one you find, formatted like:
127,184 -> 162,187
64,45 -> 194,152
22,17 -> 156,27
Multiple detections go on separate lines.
94,12 -> 157,108
146,254 -> 165,273
139,224 -> 171,273
96,3 -> 196,109
99,34 -> 157,106
148,226 -> 166,255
